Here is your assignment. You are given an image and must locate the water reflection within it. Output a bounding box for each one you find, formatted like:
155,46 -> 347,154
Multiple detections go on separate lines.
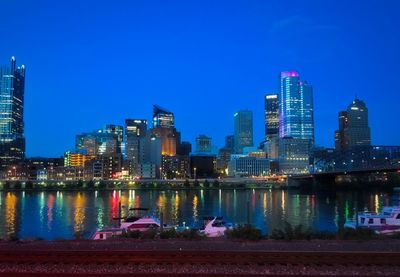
0,189 -> 399,240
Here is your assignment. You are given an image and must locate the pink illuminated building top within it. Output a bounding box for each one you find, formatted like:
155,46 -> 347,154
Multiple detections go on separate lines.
281,71 -> 299,78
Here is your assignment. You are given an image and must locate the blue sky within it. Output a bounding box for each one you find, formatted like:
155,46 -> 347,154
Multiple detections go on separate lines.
1,0 -> 399,157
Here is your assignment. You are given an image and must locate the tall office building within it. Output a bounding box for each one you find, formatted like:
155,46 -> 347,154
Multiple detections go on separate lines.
195,135 -> 212,153
234,110 -> 253,154
151,105 -> 177,156
125,119 -> 147,173
152,105 -> 174,129
225,135 -> 234,153
265,94 -> 279,140
278,72 -> 314,173
335,99 -> 371,150
76,125 -> 123,156
279,72 -> 314,144
0,57 -> 26,168
104,124 -> 123,154
334,111 -> 349,151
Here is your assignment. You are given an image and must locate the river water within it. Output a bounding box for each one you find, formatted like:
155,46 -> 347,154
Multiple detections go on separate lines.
0,189 -> 398,240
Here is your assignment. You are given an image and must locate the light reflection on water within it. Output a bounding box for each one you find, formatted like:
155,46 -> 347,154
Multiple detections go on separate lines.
0,189 -> 397,240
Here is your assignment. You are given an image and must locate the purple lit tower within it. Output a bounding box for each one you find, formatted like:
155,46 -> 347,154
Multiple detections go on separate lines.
278,71 -> 314,174
279,71 -> 314,144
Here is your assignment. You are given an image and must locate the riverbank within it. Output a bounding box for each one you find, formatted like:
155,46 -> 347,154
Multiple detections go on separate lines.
2,238 -> 400,252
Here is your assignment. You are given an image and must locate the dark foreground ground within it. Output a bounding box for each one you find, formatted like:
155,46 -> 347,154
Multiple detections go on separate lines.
1,239 -> 400,276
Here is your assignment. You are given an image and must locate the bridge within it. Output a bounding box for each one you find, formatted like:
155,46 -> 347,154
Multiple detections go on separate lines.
287,166 -> 400,189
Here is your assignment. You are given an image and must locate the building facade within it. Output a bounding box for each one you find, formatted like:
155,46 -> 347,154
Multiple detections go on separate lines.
265,94 -> 279,140
0,57 -> 26,168
195,134 -> 212,153
279,72 -> 314,144
125,119 -> 147,174
234,110 -> 253,154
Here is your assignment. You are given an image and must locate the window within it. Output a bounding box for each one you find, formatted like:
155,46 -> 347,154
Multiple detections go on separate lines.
100,234 -> 103,239
361,218 -> 365,224
368,218 -> 374,224
380,218 -> 386,224
396,214 -> 400,219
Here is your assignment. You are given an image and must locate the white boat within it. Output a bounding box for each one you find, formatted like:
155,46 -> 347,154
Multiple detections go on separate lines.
344,206 -> 400,234
126,216 -> 161,232
201,216 -> 233,237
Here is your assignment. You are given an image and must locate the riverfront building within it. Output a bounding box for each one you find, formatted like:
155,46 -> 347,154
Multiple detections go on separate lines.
228,156 -> 270,177
0,57 -> 26,168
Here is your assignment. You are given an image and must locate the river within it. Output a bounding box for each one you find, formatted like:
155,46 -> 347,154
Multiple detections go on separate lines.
0,189 -> 397,240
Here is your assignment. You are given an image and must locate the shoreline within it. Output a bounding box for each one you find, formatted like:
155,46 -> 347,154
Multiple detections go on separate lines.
2,238 -> 400,252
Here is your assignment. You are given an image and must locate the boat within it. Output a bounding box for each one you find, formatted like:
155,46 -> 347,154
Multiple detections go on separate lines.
92,227 -> 124,240
92,207 -> 164,240
119,207 -> 150,229
200,216 -> 233,237
344,206 -> 400,235
126,216 -> 161,232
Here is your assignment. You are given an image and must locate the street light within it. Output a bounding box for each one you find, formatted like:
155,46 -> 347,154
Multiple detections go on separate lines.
194,167 -> 197,180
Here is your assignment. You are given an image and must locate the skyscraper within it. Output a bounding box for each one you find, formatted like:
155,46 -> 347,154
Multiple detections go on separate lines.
234,110 -> 253,154
335,99 -> 371,150
195,134 -> 212,153
0,57 -> 26,168
264,94 -> 279,140
125,119 -> 147,173
151,105 -> 177,156
278,72 -> 314,173
279,72 -> 314,144
152,105 -> 174,129
334,111 -> 349,151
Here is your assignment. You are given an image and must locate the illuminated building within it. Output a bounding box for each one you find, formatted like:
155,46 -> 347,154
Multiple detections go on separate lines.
228,156 -> 270,177
76,125 -> 123,156
152,105 -> 174,128
0,57 -> 26,168
64,151 -> 96,167
278,72 -> 314,173
195,134 -> 212,153
279,137 -> 311,174
336,99 -> 371,149
150,105 -> 179,157
265,94 -> 279,140
234,110 -> 253,154
279,72 -> 314,144
125,119 -> 147,174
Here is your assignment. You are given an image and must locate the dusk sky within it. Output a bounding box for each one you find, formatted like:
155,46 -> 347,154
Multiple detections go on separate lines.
1,0 -> 399,157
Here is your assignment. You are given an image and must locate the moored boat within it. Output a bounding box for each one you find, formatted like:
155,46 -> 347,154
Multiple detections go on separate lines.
201,216 -> 233,237
344,206 -> 400,235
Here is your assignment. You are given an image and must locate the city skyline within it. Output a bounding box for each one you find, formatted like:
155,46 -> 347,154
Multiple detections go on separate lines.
1,1 -> 400,157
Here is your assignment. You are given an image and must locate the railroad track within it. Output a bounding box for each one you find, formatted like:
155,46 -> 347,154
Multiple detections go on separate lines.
0,250 -> 399,276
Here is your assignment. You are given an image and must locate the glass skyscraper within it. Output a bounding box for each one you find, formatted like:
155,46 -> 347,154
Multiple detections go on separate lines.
279,71 -> 314,144
0,57 -> 26,168
278,71 -> 314,174
152,105 -> 174,129
125,119 -> 147,172
264,93 -> 279,140
234,110 -> 253,154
